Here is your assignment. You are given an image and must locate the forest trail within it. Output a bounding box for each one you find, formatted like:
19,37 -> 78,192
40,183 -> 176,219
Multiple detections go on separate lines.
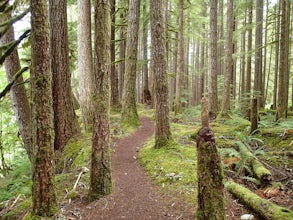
69,117 -> 195,219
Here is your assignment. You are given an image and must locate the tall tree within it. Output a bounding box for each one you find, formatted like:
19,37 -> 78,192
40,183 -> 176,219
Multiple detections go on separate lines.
111,0 -> 119,107
0,9 -> 32,161
245,1 -> 253,118
208,0 -> 218,119
30,0 -> 58,216
142,1 -> 151,105
121,0 -> 141,128
220,0 -> 233,117
174,0 -> 184,115
49,0 -> 79,151
89,0 -> 112,199
77,0 -> 93,132
150,0 -> 172,149
254,0 -> 263,107
273,1 -> 280,110
276,0 -> 291,120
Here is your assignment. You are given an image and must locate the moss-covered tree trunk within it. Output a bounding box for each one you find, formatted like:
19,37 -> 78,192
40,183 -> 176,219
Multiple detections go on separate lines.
121,0 -> 140,128
196,98 -> 225,220
150,0 -> 172,149
49,0 -> 79,151
89,0 -> 112,200
30,0 -> 58,216
0,9 -> 32,161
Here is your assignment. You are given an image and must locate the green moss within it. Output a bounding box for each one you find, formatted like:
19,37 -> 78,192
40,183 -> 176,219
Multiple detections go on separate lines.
139,137 -> 197,203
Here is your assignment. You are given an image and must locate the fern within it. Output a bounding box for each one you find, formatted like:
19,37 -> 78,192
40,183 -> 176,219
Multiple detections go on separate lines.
219,147 -> 239,158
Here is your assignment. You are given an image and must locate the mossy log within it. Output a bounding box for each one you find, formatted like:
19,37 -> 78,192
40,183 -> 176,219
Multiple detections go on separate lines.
237,142 -> 272,185
226,180 -> 293,220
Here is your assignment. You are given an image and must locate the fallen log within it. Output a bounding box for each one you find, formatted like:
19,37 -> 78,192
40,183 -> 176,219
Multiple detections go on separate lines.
236,141 -> 272,185
226,180 -> 293,220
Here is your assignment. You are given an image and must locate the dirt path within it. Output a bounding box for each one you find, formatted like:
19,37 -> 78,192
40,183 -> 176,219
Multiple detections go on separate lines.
76,117 -> 195,219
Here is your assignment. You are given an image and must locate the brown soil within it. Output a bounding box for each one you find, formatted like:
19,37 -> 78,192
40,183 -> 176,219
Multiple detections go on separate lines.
62,117 -> 260,220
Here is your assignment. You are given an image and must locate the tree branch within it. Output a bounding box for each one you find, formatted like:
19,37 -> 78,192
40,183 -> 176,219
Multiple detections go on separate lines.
0,67 -> 29,100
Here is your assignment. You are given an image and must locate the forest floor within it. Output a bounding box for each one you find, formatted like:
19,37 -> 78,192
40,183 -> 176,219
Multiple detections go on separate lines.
62,117 -> 257,220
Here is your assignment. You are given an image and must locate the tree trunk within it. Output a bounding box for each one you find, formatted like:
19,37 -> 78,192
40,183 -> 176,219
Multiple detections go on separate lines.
208,0 -> 218,119
276,0 -> 290,120
0,10 -> 32,161
121,0 -> 140,128
150,0 -> 172,149
89,0 -> 112,199
250,97 -> 258,133
77,0 -> 93,132
273,1 -> 280,110
49,0 -> 79,151
196,98 -> 225,220
142,1 -> 151,105
245,1 -> 253,119
254,0 -> 264,108
30,0 -> 58,215
110,0 -> 119,107
174,0 -> 184,115
240,9 -> 246,110
221,0 -> 233,117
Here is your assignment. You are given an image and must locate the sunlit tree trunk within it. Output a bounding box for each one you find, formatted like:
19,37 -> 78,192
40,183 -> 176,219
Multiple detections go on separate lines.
77,0 -> 93,132
221,0 -> 233,117
0,10 -> 32,161
49,0 -> 79,151
89,0 -> 112,199
150,0 -> 172,149
30,0 -> 57,215
121,0 -> 140,128
174,0 -> 184,115
208,0 -> 218,119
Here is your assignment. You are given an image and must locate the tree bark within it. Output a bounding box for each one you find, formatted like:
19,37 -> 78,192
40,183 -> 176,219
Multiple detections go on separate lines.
77,0 -> 93,132
30,0 -> 58,216
110,0 -> 119,107
254,0 -> 264,108
89,0 -> 112,199
220,0 -> 233,117
121,0 -> 140,128
0,10 -> 32,161
196,111 -> 225,219
208,0 -> 218,119
49,0 -> 79,151
174,0 -> 184,115
150,0 -> 172,149
273,1 -> 280,110
250,97 -> 258,133
276,0 -> 290,120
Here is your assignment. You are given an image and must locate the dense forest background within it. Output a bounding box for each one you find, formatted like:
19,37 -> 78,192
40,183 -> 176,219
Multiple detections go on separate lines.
0,0 -> 292,219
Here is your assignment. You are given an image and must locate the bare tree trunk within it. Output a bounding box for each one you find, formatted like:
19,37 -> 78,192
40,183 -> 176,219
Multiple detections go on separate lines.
77,0 -> 93,132
240,9 -> 246,109
174,0 -> 184,115
31,0 -> 57,215
221,0 -> 233,117
150,0 -> 172,149
121,0 -> 140,128
49,0 -> 79,151
90,0 -> 112,199
254,0 -> 264,107
142,1 -> 151,105
276,0 -> 291,120
0,10 -> 32,161
111,0 -> 119,107
273,1 -> 280,110
208,0 -> 218,119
